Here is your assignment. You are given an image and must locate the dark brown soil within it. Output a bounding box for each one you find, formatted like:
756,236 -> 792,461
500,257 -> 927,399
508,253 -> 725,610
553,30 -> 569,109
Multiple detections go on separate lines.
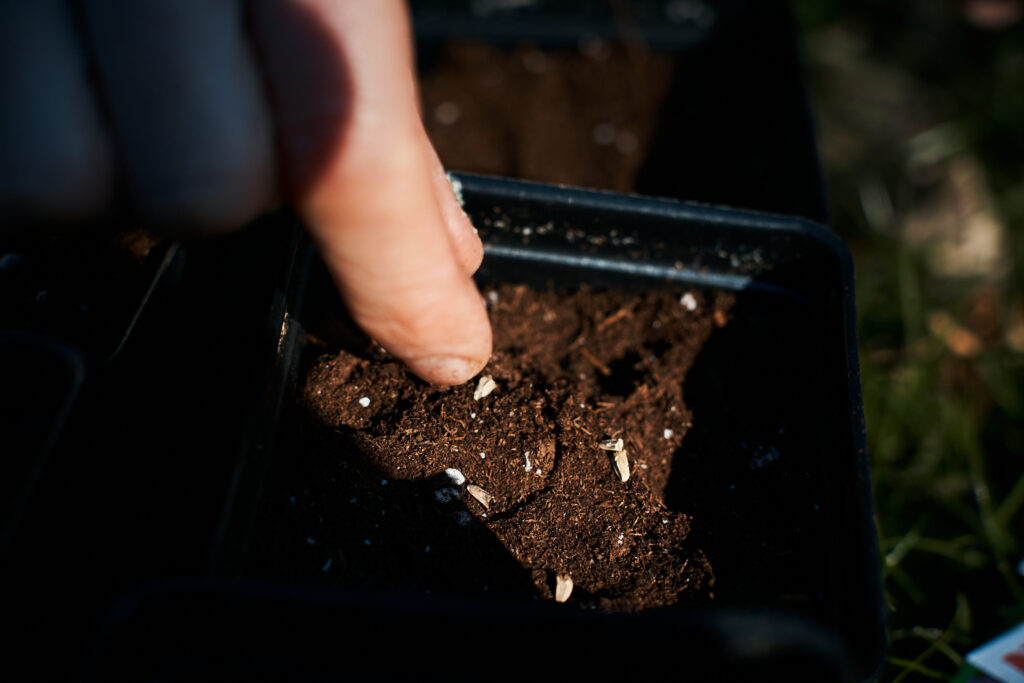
421,42 -> 674,192
252,284 -> 733,612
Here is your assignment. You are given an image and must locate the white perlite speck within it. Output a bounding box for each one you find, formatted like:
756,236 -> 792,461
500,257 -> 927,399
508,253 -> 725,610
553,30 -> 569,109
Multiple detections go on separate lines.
663,429 -> 674,439
358,396 -> 371,407
599,438 -> 624,452
445,468 -> 466,486
555,574 -> 574,603
473,375 -> 497,400
446,171 -> 465,206
680,292 -> 698,311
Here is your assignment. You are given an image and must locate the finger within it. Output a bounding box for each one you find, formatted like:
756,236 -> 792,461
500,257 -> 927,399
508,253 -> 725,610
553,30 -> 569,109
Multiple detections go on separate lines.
251,0 -> 491,385
81,0 -> 275,233
426,145 -> 484,275
0,0 -> 112,225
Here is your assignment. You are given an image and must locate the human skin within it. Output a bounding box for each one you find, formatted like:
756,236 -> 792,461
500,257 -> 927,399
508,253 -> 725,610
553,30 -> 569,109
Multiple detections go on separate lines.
0,0 -> 492,385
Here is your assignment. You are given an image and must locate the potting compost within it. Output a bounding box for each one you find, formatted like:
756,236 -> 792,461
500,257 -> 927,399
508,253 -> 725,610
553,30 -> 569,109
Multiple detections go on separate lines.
255,284 -> 733,610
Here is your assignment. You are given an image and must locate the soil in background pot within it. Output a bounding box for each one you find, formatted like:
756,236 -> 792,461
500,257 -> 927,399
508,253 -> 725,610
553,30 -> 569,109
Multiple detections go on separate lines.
420,41 -> 674,193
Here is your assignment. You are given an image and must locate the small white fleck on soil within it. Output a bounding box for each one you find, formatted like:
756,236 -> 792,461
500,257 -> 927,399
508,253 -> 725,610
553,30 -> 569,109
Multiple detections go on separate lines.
358,396 -> 371,407
663,429 -> 674,439
680,292 -> 698,311
444,468 -> 466,486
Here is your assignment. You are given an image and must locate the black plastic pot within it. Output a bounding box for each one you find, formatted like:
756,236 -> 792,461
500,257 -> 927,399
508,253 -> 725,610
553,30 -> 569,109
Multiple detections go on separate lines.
414,0 -> 828,224
80,174 -> 885,682
0,235 -> 180,563
412,0 -> 750,49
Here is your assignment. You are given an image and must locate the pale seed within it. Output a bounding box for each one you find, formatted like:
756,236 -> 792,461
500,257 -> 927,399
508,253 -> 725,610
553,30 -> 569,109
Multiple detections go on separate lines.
473,375 -> 497,400
599,438 -> 624,452
613,450 -> 630,482
555,574 -> 573,602
466,484 -> 493,509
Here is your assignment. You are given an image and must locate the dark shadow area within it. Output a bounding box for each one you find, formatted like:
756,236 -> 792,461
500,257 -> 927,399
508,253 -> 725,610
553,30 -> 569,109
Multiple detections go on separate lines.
665,290 -> 831,616
635,0 -> 827,222
597,350 -> 644,396
0,216 -> 293,681
83,581 -> 854,683
244,406 -> 539,600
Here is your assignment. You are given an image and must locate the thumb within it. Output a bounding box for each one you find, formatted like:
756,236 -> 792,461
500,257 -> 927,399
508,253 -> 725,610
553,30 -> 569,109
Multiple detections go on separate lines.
252,0 -> 491,384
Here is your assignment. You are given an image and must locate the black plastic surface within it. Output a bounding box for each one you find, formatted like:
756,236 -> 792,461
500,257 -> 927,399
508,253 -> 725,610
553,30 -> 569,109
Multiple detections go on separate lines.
202,174 -> 884,683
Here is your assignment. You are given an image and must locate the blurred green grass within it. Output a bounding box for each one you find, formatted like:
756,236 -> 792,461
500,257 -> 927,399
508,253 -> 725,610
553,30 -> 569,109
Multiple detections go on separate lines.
794,1 -> 1024,679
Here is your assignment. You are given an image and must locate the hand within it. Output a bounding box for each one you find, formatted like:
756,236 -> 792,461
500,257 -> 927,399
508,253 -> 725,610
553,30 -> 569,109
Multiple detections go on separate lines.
0,0 -> 492,385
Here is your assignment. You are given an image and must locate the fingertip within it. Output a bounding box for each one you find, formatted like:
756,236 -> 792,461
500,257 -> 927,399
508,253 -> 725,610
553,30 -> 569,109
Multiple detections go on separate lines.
350,272 -> 493,386
403,353 -> 489,385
